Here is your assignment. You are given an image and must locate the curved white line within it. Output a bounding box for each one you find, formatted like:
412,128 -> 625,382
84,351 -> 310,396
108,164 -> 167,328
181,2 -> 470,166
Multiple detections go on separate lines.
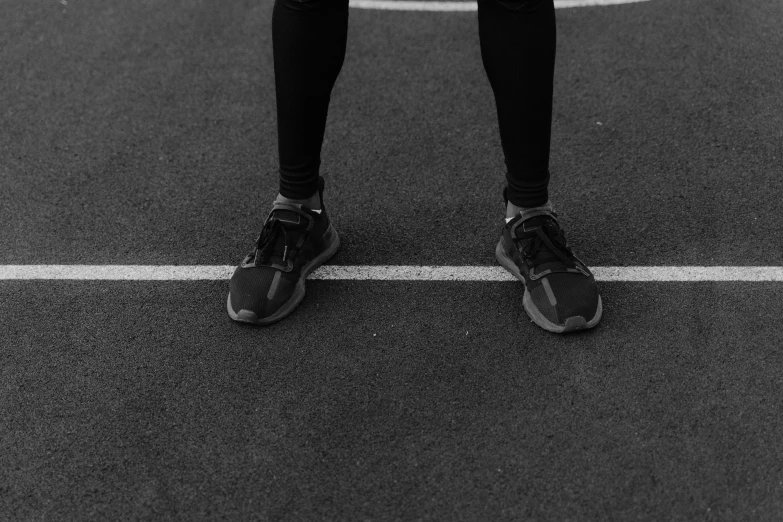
349,0 -> 650,11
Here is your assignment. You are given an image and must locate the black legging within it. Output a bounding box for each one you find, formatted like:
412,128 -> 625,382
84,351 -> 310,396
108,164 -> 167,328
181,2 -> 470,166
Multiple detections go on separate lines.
273,0 -> 555,208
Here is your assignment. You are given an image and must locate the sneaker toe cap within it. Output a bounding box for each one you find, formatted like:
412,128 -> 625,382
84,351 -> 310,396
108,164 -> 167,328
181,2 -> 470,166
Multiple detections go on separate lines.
530,273 -> 601,327
228,265 -> 297,321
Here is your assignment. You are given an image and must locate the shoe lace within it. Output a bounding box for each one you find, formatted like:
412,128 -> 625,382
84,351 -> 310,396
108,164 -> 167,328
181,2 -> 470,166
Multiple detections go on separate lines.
518,216 -> 575,267
253,206 -> 309,266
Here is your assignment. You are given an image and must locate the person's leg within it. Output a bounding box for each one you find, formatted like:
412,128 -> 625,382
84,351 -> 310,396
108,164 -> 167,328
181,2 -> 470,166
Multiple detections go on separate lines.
273,0 -> 349,208
481,0 -> 602,333
228,0 -> 348,325
477,0 -> 555,216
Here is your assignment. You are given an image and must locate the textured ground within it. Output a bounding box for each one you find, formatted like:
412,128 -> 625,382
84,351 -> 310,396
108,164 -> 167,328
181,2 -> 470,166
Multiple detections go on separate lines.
2,0 -> 783,519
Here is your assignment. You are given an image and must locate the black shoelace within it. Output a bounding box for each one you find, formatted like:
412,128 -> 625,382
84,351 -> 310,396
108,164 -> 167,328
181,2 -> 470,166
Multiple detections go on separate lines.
254,213 -> 306,266
518,217 -> 575,266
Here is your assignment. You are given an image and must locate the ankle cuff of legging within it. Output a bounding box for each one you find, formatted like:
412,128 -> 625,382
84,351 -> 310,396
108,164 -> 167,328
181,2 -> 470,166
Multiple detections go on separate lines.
279,173 -> 320,201
506,188 -> 550,209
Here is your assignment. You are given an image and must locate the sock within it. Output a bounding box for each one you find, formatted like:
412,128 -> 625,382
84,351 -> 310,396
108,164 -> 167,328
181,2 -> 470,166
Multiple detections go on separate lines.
275,194 -> 322,213
505,200 -> 554,223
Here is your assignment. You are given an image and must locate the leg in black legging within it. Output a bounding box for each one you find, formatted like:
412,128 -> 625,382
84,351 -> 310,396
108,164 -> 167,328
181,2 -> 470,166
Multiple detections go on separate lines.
477,0 -> 556,209
272,0 -> 349,200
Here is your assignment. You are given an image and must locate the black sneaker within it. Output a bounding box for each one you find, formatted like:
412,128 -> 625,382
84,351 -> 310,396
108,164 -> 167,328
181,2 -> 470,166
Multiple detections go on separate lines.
495,191 -> 602,333
227,176 -> 339,325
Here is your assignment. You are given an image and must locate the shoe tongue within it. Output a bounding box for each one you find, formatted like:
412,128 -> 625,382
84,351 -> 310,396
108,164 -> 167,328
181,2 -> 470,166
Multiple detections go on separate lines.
517,206 -> 555,223
514,215 -> 571,267
270,207 -> 303,226
511,214 -> 552,237
254,205 -> 305,265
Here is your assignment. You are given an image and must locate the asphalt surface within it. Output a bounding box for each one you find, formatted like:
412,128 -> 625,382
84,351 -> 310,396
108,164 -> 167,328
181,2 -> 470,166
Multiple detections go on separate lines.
2,0 -> 783,519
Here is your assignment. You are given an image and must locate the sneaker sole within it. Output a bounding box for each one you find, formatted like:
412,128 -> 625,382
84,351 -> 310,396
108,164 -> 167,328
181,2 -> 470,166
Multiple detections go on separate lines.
227,226 -> 341,325
495,239 -> 602,334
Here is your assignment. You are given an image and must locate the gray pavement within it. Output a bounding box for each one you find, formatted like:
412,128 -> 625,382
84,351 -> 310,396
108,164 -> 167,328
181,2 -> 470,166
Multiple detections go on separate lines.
3,281 -> 783,519
2,0 -> 783,519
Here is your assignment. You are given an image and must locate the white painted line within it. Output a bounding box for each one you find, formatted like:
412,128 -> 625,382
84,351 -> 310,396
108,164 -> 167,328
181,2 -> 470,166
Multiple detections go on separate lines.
2,265 -> 783,282
350,1 -> 477,11
0,265 -> 236,281
593,266 -> 783,282
314,265 -> 511,280
348,0 -> 650,11
553,0 -> 649,6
